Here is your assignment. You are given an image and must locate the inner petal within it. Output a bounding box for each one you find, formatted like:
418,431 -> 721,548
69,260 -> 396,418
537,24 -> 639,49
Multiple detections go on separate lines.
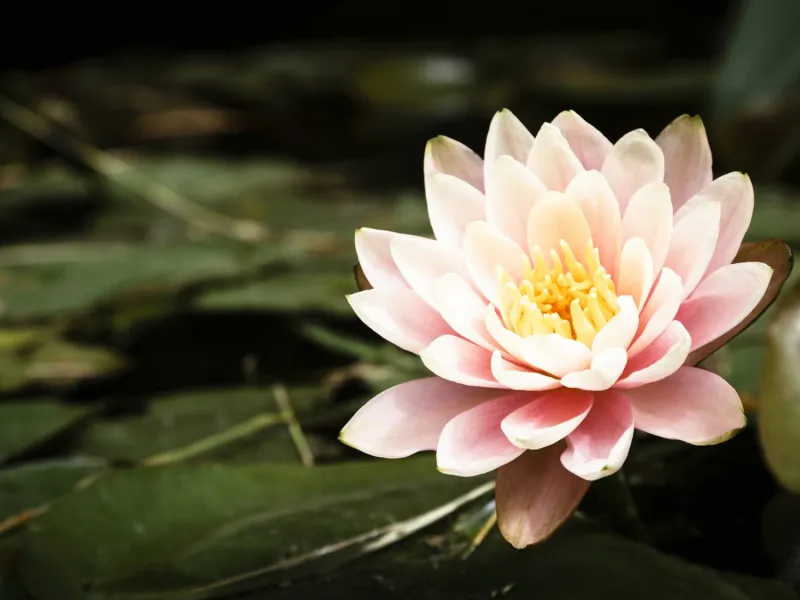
497,239 -> 621,349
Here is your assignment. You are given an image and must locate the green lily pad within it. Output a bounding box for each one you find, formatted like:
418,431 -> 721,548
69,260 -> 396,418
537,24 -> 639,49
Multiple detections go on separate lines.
759,276 -> 800,492
73,386 -> 328,464
0,457 -> 108,522
0,541 -> 34,600
17,457 -> 486,599
194,273 -> 355,315
253,524 -> 794,600
0,401 -> 96,463
0,243 -> 246,321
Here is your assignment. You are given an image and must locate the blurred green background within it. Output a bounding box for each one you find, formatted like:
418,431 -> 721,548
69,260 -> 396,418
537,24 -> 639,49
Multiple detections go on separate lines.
0,1 -> 799,598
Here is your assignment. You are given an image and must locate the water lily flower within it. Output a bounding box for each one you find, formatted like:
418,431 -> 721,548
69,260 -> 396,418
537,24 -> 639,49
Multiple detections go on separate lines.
340,110 -> 790,548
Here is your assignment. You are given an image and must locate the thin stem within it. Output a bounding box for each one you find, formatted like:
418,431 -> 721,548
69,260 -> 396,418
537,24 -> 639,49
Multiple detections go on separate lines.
142,412 -> 285,466
272,383 -> 316,467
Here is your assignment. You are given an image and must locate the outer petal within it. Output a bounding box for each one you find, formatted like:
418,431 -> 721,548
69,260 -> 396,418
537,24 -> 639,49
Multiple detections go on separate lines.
615,321 -> 691,389
675,172 -> 754,277
616,238 -> 654,310
339,378 -> 499,458
526,123 -> 584,192
463,220 -> 528,305
425,171 -> 485,248
663,199 -> 720,300
621,182 -> 673,275
436,392 -> 529,476
496,445 -> 590,548
425,136 -> 485,192
432,273 -> 496,351
355,228 -> 408,290
677,262 -> 773,352
624,367 -> 746,444
348,288 -> 451,354
602,129 -> 665,214
686,239 -> 794,365
552,110 -> 613,170
420,335 -> 504,388
628,268 -> 683,357
561,390 -> 634,480
391,235 -> 469,308
565,170 -> 621,272
485,155 -> 547,248
501,389 -> 594,450
527,192 -> 593,260
655,115 -> 713,212
485,109 -> 535,166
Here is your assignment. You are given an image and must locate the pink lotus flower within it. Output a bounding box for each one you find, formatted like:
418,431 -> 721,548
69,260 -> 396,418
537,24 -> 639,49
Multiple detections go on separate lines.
340,110 -> 785,548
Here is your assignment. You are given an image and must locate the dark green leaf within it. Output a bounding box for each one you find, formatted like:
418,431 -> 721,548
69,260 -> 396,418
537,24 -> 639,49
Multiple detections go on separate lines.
0,244 -> 244,321
0,402 -> 96,463
0,540 -> 34,600
759,276 -> 800,492
74,386 -> 327,463
245,524 -> 793,600
713,0 -> 800,117
0,457 -> 107,522
194,273 -> 355,314
17,457 -> 485,599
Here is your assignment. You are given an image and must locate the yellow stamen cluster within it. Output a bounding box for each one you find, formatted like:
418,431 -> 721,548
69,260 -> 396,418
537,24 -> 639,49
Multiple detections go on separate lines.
498,240 -> 619,348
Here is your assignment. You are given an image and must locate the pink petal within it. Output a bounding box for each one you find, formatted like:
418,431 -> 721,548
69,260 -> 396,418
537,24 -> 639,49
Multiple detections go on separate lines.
602,129 -> 665,214
616,238 -> 654,310
527,191 -> 593,259
484,109 -> 535,165
560,347 -> 628,392
526,123 -> 585,191
621,182 -> 673,275
436,392 -> 529,476
663,199 -> 720,300
565,170 -> 621,272
432,273 -> 496,351
592,296 -> 639,353
655,115 -> 713,212
501,389 -> 594,450
425,136 -> 485,192
354,228 -> 409,290
491,352 -> 561,391
677,262 -> 773,352
485,155 -> 547,248
628,268 -> 683,357
675,172 -> 754,277
425,171 -> 485,248
340,377 -> 500,458
348,288 -> 451,354
624,367 -> 746,444
615,321 -> 691,389
561,390 -> 634,480
496,446 -> 590,548
518,334 -> 592,377
463,220 -> 528,305
390,235 -> 469,308
420,335 -> 504,388
552,110 -> 613,171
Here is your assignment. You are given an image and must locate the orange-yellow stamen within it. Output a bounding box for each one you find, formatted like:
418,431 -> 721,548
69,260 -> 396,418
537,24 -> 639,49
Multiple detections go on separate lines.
497,240 -> 619,347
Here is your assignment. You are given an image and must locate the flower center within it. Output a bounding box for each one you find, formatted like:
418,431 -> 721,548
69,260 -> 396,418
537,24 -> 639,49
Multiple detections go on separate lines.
497,240 -> 619,348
